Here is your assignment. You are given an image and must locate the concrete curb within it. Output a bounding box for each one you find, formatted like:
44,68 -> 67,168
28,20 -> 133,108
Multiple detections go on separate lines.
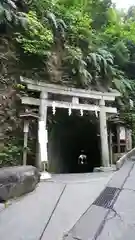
116,147 -> 135,170
94,165 -> 116,172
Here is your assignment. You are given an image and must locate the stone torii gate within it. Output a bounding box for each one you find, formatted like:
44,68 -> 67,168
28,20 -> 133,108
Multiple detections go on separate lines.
20,76 -> 120,170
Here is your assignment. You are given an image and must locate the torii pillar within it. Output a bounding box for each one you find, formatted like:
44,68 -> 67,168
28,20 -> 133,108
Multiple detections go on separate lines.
99,99 -> 110,167
37,91 -> 48,170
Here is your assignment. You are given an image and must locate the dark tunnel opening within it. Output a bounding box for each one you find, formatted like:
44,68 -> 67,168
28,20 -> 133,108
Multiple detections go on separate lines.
48,109 -> 101,173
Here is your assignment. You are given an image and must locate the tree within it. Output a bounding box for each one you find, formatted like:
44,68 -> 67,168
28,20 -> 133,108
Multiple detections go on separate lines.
14,0 -> 133,96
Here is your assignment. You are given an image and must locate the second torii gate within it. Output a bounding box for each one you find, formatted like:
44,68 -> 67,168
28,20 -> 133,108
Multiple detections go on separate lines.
20,76 -> 120,170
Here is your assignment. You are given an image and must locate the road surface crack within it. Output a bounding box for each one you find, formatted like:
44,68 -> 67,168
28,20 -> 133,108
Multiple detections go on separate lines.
122,187 -> 135,193
39,184 -> 67,240
106,208 -> 135,231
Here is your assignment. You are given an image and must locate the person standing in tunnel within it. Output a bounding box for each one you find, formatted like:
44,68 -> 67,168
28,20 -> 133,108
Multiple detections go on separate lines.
78,150 -> 87,172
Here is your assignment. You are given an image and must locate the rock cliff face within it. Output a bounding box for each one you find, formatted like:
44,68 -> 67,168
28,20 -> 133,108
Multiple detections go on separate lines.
0,165 -> 40,201
0,83 -> 24,167
0,73 -> 38,167
0,85 -> 19,136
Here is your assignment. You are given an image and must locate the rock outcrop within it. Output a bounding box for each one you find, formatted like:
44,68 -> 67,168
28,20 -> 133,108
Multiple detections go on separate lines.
0,166 -> 40,201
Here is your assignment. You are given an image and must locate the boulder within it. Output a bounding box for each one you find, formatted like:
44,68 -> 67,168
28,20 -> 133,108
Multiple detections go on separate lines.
0,166 -> 40,202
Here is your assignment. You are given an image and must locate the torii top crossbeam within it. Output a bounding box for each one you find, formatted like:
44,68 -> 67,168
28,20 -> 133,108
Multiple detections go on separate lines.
20,76 -> 120,101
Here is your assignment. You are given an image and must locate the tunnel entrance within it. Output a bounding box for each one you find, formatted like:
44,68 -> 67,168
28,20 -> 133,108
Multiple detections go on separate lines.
48,109 -> 101,173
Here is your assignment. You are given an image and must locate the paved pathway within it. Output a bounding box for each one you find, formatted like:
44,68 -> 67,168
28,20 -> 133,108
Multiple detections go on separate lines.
0,172 -> 113,240
65,160 -> 135,240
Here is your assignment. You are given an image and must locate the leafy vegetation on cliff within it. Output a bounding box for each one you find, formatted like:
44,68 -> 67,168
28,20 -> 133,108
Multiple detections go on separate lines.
0,0 -> 135,166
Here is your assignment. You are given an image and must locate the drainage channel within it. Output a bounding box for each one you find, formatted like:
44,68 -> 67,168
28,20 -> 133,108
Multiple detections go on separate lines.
93,186 -> 120,209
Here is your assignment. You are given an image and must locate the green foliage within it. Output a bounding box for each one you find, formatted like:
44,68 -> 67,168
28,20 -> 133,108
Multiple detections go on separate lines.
65,9 -> 92,40
0,0 -> 134,97
111,41 -> 129,65
86,49 -> 114,85
64,45 -> 92,87
0,0 -> 28,29
16,11 -> 53,56
45,11 -> 67,44
113,78 -> 132,96
14,83 -> 25,90
13,1 -> 135,97
0,143 -> 22,167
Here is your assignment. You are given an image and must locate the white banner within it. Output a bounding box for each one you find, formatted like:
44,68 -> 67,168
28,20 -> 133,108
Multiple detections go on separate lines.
38,121 -> 48,162
127,129 -> 132,150
120,127 -> 126,140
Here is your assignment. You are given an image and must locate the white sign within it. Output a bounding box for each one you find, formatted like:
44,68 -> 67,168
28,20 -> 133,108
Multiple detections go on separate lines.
127,129 -> 132,150
38,121 -> 48,162
38,121 -> 48,143
40,142 -> 48,162
23,121 -> 29,133
120,127 -> 126,140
